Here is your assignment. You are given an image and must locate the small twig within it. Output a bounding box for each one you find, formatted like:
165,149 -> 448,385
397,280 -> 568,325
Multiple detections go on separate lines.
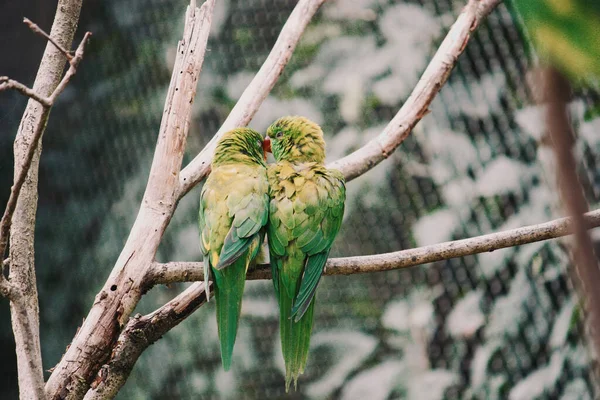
48,31 -> 92,103
147,208 -> 600,285
24,17 -> 74,62
0,30 -> 91,266
83,282 -> 210,400
0,77 -> 51,106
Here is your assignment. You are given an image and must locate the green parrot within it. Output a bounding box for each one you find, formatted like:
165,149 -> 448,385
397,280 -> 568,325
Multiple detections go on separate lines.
198,127 -> 270,371
265,116 -> 346,390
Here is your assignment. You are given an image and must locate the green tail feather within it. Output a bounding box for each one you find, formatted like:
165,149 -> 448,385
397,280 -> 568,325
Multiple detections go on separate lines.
279,279 -> 315,392
213,256 -> 247,371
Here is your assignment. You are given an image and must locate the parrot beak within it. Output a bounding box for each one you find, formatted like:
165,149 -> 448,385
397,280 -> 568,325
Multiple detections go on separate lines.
263,136 -> 272,160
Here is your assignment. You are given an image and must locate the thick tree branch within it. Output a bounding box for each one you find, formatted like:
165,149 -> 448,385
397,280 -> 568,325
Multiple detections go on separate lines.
148,208 -> 600,284
82,283 -> 210,400
328,0 -> 501,181
542,68 -> 600,371
178,0 -> 327,196
1,2 -> 85,399
45,3 -> 215,399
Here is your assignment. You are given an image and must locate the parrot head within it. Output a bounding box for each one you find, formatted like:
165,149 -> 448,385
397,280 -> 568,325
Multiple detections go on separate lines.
213,127 -> 267,167
265,116 -> 326,163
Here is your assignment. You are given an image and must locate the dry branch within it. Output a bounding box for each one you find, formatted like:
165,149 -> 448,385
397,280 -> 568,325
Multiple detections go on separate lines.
329,0 -> 501,181
0,25 -> 91,263
83,283 -> 210,400
1,2 -> 85,399
0,77 -> 51,106
24,17 -> 75,62
148,208 -> 600,284
45,3 -> 215,399
178,0 -> 327,196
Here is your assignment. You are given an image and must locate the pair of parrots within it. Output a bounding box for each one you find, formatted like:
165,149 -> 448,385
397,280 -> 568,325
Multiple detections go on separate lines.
198,116 -> 346,390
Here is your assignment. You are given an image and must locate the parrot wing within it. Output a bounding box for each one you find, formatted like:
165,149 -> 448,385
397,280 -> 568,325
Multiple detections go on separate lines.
268,164 -> 345,320
291,169 -> 345,320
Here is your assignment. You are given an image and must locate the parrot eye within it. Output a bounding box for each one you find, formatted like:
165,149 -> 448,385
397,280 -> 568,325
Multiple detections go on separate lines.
276,131 -> 284,139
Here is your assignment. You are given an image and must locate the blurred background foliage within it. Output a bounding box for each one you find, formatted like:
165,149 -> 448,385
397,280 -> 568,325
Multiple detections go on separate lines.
1,0 -> 600,399
512,0 -> 600,82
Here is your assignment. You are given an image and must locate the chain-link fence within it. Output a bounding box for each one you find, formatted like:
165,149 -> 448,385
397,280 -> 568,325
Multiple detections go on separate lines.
1,0 -> 599,399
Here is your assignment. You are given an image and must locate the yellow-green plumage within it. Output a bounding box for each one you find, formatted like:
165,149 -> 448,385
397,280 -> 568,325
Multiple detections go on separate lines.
267,116 -> 346,390
199,128 -> 269,370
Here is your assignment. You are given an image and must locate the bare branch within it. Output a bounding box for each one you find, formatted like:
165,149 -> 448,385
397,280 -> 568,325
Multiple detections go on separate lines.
3,1 -> 85,398
23,17 -> 74,62
0,77 -> 51,106
148,208 -> 600,284
328,0 -> 501,181
48,31 -> 92,103
178,0 -> 327,196
83,283 -> 210,400
0,109 -> 50,264
0,23 -> 91,265
542,68 -> 600,369
45,2 -> 215,398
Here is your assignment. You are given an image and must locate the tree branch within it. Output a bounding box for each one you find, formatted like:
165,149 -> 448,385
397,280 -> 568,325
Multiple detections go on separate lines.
147,209 -> 600,284
541,68 -> 600,374
178,0 -> 327,196
23,17 -> 75,62
328,0 -> 501,181
0,77 -> 51,106
1,2 -> 85,399
0,25 -> 91,263
82,283 -> 210,400
45,3 -> 215,399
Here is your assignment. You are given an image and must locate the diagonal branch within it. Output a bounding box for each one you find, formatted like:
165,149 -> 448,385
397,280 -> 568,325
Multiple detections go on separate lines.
83,283 -> 211,400
0,77 -> 51,106
178,0 -> 327,196
45,2 -> 215,399
147,208 -> 600,284
24,17 -> 74,62
0,27 -> 91,263
328,0 -> 501,181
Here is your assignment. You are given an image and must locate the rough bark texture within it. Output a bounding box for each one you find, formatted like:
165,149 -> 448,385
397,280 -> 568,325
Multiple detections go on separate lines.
83,283 -> 210,400
8,1 -> 83,399
149,208 -> 600,283
44,3 -> 214,399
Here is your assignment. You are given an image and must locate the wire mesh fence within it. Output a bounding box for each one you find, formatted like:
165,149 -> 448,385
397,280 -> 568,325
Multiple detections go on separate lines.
1,0 -> 599,399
